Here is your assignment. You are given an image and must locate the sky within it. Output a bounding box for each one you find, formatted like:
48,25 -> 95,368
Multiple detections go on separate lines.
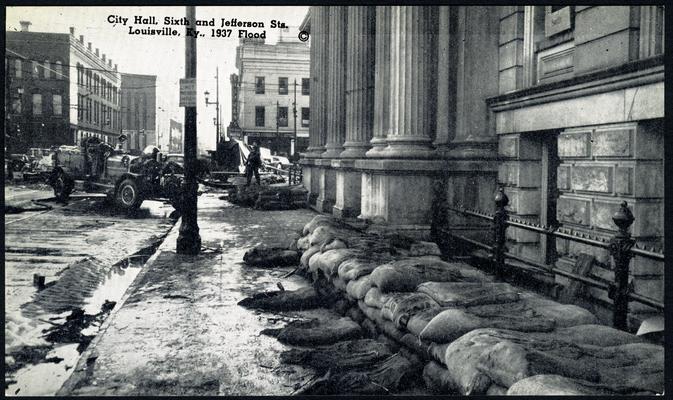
6,6 -> 309,152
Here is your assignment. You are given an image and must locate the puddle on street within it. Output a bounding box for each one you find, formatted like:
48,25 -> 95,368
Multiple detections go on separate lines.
5,233 -> 167,397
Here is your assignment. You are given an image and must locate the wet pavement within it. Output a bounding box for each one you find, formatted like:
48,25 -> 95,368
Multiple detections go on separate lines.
58,193 -> 327,396
4,182 -> 177,396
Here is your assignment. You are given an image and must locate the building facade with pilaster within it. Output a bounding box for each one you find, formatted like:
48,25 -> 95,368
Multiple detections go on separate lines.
299,6 -> 664,326
120,73 -> 157,152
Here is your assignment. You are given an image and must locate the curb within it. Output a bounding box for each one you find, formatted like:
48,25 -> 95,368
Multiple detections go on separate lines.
56,218 -> 182,395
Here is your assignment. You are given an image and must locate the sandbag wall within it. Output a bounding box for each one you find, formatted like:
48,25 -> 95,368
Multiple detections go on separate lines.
294,215 -> 664,396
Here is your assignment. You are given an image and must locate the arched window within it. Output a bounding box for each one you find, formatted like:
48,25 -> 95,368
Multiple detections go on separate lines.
44,60 -> 51,78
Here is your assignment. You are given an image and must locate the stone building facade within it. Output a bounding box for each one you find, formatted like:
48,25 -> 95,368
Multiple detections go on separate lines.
6,23 -> 122,152
120,73 -> 157,152
300,6 -> 664,324
231,30 -> 311,156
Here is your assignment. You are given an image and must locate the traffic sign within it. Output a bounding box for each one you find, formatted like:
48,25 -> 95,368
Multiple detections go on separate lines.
179,78 -> 196,107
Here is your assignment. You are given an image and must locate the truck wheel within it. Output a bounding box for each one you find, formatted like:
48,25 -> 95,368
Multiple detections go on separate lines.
53,172 -> 73,202
116,178 -> 143,210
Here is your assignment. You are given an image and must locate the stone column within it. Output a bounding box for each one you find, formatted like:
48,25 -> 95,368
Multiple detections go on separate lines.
380,6 -> 438,159
333,6 -> 375,218
447,6 -> 500,159
434,6 -> 457,156
340,6 -> 376,158
322,6 -> 348,158
366,6 -> 391,157
305,6 -> 329,157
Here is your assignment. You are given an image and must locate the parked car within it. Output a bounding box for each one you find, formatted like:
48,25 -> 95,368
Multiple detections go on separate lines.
166,153 -> 211,178
49,138 -> 185,210
270,155 -> 291,170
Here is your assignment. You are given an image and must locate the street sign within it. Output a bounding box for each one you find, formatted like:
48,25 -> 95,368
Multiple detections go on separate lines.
179,78 -> 196,107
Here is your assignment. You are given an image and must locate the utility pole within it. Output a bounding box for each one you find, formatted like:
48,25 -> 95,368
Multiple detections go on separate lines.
292,79 -> 297,157
176,5 -> 201,255
216,67 -> 220,144
276,100 -> 280,140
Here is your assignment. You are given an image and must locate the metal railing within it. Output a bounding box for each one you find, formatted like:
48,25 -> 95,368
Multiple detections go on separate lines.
438,187 -> 664,330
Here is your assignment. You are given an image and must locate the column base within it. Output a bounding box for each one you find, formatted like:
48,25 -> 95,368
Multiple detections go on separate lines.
379,136 -> 436,159
333,160 -> 361,219
321,144 -> 344,158
340,143 -> 371,158
315,162 -> 336,214
443,140 -> 498,159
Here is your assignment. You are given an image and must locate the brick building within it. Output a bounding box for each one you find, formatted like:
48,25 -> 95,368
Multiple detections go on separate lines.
300,6 -> 664,326
120,73 -> 157,152
5,22 -> 122,153
230,28 -> 310,156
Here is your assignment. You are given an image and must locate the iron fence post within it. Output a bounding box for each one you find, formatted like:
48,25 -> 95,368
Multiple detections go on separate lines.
608,201 -> 635,331
493,187 -> 509,279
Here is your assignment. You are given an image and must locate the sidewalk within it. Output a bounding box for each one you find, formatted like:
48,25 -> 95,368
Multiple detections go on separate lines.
58,192 -> 322,396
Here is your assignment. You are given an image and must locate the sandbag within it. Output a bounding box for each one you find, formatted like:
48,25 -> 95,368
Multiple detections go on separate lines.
346,307 -> 365,324
507,374 -> 658,396
308,249 -> 360,277
262,317 -> 363,346
302,215 -> 339,236
428,342 -> 450,365
399,333 -> 432,360
419,308 -> 555,343
407,308 -> 444,338
297,235 -> 311,250
370,258 -> 464,293
486,383 -> 508,395
460,328 -> 664,393
358,301 -> 382,323
333,276 -> 348,292
363,287 -> 388,309
556,324 -> 645,347
346,275 -> 373,300
462,295 -> 597,329
301,245 -> 322,268
309,225 -> 342,248
423,361 -> 458,393
417,282 -> 520,307
338,258 -> 380,282
237,287 -> 323,311
320,237 -> 347,252
243,246 -> 300,267
280,339 -> 394,371
294,353 -> 420,395
443,328 -> 516,395
410,241 -> 441,256
380,292 -> 440,328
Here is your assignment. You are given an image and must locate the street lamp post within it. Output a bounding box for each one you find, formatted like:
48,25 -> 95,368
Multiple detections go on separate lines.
176,5 -> 201,255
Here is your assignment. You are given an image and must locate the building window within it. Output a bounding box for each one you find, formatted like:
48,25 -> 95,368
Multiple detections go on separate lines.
32,93 -> 42,115
87,98 -> 92,122
54,61 -> 62,79
32,61 -> 39,78
44,60 -> 51,79
77,95 -> 82,120
301,107 -> 310,127
302,78 -> 310,95
255,106 -> 265,126
12,95 -> 22,114
277,106 -> 288,127
255,76 -> 265,94
544,6 -> 574,38
52,94 -> 62,116
15,59 -> 22,78
278,77 -> 288,95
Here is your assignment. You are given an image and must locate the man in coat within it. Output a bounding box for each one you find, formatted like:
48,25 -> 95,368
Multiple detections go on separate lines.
245,142 -> 262,186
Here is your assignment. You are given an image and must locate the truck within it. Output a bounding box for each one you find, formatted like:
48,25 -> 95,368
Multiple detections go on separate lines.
48,136 -> 185,211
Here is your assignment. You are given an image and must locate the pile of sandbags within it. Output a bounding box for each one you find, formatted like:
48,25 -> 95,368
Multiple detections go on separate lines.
433,327 -> 663,395
242,245 -> 299,267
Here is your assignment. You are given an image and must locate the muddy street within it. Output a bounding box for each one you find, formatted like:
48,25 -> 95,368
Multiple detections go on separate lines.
4,182 -> 177,396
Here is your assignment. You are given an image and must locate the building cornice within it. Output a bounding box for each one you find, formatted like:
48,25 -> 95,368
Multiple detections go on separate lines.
487,55 -> 664,113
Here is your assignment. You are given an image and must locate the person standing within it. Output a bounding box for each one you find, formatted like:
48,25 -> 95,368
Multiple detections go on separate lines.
245,143 -> 261,186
